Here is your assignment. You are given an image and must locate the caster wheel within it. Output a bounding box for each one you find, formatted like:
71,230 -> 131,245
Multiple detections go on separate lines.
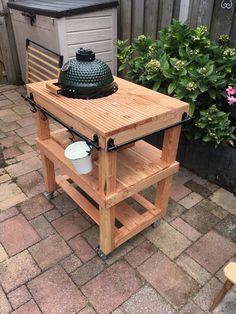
44,191 -> 54,200
152,220 -> 161,228
96,245 -> 108,261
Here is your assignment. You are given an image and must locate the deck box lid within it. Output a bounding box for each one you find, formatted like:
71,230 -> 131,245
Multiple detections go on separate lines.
7,0 -> 119,18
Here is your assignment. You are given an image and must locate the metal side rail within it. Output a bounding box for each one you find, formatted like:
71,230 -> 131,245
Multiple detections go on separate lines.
23,93 -> 100,150
107,112 -> 194,152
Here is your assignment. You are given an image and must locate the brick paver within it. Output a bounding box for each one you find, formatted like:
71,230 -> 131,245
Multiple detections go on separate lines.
119,285 -> 176,314
19,193 -> 53,220
211,188 -> 236,215
138,251 -> 199,309
144,220 -> 191,259
124,240 -> 157,268
8,285 -> 32,309
82,261 -> 142,314
171,217 -> 201,241
52,210 -> 91,240
1,85 -> 236,313
0,251 -> 40,292
178,192 -> 203,209
187,230 -> 236,273
181,201 -> 220,233
0,214 -> 40,256
0,286 -> 12,314
16,171 -> 44,198
60,254 -> 82,273
28,265 -> 86,314
30,215 -> 56,239
5,156 -> 41,177
71,256 -> 105,287
68,235 -> 96,262
0,243 -> 8,262
214,214 -> 236,242
11,299 -> 41,314
29,234 -> 71,270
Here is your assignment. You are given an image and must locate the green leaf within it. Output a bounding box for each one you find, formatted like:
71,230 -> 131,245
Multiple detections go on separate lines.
152,81 -> 161,91
188,102 -> 195,116
168,82 -> 176,94
208,88 -> 216,99
198,82 -> 208,93
162,70 -> 173,78
118,64 -> 127,71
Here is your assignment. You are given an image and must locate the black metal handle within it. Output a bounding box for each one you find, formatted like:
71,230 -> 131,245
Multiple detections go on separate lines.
22,12 -> 36,26
107,112 -> 193,151
22,94 -> 100,150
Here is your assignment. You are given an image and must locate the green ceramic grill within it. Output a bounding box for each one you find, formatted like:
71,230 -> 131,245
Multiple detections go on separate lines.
52,48 -> 118,99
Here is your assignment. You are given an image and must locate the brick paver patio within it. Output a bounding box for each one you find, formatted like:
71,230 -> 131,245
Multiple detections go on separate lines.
0,84 -> 236,313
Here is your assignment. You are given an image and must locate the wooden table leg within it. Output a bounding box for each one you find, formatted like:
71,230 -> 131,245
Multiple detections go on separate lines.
155,126 -> 181,215
36,111 -> 57,195
209,279 -> 233,312
98,149 -> 117,256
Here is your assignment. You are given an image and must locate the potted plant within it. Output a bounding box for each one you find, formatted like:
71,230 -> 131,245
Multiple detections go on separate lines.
117,20 -> 236,193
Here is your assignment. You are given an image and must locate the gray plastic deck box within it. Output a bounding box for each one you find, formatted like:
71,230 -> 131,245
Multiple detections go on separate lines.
7,0 -> 119,81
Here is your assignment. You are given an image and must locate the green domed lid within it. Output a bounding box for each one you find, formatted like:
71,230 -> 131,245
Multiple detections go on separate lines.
58,48 -> 114,89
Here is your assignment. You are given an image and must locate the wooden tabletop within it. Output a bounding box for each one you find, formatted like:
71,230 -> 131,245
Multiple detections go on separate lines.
27,77 -> 189,138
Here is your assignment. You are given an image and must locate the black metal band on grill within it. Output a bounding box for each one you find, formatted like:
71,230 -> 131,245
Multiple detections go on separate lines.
57,82 -> 118,99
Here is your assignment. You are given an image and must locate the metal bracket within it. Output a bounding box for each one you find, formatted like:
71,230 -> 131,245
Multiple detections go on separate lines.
22,93 -> 100,150
107,112 -> 193,152
22,12 -> 36,26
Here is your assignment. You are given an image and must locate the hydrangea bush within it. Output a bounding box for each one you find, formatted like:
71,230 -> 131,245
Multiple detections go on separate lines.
117,20 -> 236,145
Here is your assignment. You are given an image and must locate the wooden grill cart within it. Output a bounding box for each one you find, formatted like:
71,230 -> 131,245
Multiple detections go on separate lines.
26,77 -> 189,259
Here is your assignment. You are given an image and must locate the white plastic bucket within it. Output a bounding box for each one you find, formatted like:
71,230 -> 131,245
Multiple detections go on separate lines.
64,141 -> 93,175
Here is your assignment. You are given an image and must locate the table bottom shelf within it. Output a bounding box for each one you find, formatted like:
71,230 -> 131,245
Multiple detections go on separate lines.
56,175 -> 163,252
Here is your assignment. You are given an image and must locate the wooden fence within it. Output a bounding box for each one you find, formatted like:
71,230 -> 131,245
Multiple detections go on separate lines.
118,0 -> 236,47
0,0 -> 20,84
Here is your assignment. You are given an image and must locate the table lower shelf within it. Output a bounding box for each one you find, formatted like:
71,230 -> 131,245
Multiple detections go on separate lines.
56,175 -> 163,249
37,137 -> 179,208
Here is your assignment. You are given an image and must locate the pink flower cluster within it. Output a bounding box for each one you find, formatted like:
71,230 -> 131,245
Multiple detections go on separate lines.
226,86 -> 236,105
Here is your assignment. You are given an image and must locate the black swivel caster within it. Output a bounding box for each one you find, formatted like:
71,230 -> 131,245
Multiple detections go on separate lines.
152,220 -> 161,228
44,191 -> 54,200
96,245 -> 108,261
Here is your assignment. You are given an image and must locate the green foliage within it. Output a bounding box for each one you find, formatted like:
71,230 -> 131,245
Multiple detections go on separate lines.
116,20 -> 236,145
194,105 -> 235,146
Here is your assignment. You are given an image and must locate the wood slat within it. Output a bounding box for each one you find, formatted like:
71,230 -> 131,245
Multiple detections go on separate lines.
56,175 -> 100,225
27,46 -> 59,65
210,0 -> 236,39
28,71 -> 44,83
27,52 -> 59,72
28,58 -> 58,77
132,193 -> 161,216
28,65 -> 52,81
115,209 -> 162,248
115,202 -> 146,230
158,0 -> 175,30
119,0 -> 132,42
195,0 -> 215,29
144,0 -> 159,39
132,0 -> 144,39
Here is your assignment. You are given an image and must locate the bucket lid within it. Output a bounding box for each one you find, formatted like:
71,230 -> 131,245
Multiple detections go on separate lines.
64,141 -> 90,160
